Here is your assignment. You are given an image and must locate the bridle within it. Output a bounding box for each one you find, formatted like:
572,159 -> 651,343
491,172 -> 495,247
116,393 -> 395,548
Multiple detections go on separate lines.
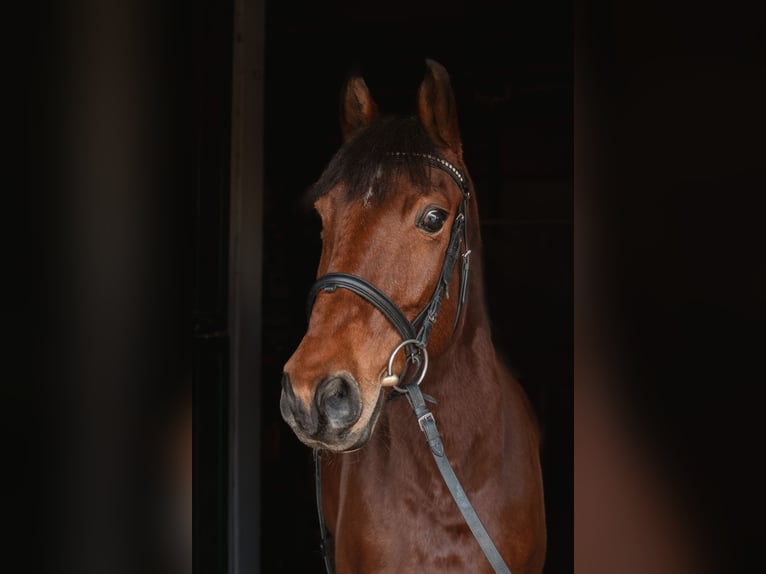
307,153 -> 512,574
308,153 -> 471,344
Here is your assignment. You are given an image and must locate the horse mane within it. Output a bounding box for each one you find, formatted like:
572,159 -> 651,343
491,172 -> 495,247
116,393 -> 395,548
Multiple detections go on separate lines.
305,116 -> 440,205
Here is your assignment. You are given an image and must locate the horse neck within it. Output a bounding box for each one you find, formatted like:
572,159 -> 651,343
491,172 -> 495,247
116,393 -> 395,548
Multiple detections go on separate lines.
431,250 -> 495,401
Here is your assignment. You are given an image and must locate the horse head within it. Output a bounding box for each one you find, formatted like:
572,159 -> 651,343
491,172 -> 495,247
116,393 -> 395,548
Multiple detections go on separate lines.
280,59 -> 475,451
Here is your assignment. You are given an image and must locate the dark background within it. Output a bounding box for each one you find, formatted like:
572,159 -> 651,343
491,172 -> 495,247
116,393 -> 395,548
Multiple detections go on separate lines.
577,0 -> 766,571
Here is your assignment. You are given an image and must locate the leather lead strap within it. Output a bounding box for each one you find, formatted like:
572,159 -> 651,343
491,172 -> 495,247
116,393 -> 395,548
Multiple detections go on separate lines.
314,449 -> 334,574
405,383 -> 512,574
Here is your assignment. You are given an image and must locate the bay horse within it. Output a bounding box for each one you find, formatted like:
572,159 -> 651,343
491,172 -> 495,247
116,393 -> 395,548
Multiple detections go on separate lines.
280,59 -> 546,573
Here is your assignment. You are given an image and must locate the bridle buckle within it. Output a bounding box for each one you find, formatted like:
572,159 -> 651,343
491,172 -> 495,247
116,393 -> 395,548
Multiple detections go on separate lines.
417,411 -> 436,433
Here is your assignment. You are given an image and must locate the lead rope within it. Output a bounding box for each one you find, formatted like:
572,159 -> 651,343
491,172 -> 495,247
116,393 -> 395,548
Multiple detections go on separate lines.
314,448 -> 334,574
403,380 -> 512,574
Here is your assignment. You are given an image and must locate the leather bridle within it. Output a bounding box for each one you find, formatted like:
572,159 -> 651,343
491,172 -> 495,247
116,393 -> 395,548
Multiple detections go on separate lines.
307,153 -> 512,574
307,152 -> 471,349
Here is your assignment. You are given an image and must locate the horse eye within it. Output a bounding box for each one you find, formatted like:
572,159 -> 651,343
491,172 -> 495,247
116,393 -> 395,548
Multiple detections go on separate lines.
417,207 -> 448,233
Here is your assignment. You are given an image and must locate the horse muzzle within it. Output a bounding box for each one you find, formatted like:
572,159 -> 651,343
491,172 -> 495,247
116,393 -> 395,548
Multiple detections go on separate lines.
280,371 -> 374,451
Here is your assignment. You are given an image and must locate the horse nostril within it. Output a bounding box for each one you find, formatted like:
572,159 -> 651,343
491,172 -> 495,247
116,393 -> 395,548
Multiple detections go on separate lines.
315,374 -> 362,429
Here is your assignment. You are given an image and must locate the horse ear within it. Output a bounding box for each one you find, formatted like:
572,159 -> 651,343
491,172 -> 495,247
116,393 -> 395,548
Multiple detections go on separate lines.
340,74 -> 379,141
417,59 -> 463,159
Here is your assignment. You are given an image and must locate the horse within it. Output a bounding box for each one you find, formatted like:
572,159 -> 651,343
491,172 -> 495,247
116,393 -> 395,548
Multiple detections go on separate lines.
279,58 -> 546,573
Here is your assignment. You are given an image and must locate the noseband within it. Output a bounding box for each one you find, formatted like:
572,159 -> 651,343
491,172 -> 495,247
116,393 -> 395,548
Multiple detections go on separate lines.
306,153 -> 513,574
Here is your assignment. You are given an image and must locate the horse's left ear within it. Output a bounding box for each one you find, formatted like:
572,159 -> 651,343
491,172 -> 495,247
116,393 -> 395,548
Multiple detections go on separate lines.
417,59 -> 463,159
340,74 -> 379,142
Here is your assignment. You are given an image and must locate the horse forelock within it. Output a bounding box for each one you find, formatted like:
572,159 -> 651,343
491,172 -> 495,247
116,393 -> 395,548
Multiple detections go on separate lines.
305,116 -> 440,206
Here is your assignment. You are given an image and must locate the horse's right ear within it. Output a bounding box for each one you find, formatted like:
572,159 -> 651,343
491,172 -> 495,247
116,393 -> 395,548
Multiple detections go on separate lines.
340,74 -> 379,142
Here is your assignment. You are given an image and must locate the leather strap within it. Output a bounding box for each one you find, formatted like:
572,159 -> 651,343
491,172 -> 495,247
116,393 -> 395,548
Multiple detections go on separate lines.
405,382 -> 512,574
313,449 -> 334,574
308,273 -> 417,342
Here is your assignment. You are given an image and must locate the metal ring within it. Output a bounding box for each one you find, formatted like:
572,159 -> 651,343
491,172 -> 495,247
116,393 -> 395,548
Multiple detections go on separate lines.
386,338 -> 429,390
